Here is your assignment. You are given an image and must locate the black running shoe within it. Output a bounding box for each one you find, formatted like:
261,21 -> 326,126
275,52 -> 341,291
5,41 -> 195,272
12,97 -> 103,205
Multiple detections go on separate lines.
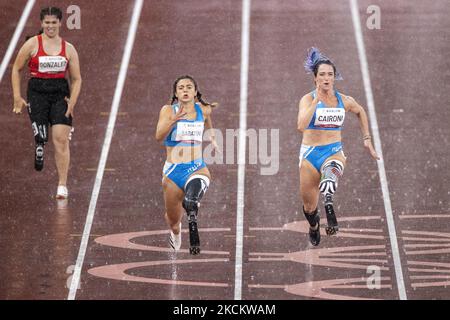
188,211 -> 200,255
34,144 -> 44,171
324,194 -> 339,235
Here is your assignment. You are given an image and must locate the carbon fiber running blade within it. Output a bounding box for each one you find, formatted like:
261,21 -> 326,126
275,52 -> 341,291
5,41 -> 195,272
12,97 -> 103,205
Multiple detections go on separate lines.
188,213 -> 200,255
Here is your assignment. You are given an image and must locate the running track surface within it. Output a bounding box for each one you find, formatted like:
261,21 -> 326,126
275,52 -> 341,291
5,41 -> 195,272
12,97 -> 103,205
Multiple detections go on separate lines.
0,0 -> 449,300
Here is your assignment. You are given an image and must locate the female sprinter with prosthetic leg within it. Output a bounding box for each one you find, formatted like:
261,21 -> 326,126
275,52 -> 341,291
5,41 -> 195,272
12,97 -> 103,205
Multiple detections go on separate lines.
12,7 -> 81,199
156,75 -> 218,255
297,48 -> 379,246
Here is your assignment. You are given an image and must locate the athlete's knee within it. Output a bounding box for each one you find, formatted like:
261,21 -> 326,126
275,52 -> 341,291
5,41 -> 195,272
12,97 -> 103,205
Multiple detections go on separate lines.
182,175 -> 210,213
300,189 -> 319,213
32,122 -> 48,145
303,202 -> 317,213
53,133 -> 69,149
303,206 -> 319,227
182,198 -> 199,213
319,159 -> 344,195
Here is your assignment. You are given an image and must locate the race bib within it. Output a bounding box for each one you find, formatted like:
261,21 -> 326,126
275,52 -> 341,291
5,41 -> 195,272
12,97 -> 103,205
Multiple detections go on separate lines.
314,107 -> 345,128
175,121 -> 204,142
38,56 -> 68,73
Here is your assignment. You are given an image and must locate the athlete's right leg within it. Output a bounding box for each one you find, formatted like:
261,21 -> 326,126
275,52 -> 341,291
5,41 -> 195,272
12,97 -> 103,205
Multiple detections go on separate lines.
299,159 -> 321,246
162,176 -> 184,250
27,84 -> 50,171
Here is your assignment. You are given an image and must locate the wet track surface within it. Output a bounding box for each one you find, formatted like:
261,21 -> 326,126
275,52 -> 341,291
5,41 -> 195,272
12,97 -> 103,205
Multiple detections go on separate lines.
1,0 -> 449,300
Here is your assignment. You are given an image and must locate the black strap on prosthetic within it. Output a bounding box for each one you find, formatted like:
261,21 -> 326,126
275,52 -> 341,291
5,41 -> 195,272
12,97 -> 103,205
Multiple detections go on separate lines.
303,207 -> 319,227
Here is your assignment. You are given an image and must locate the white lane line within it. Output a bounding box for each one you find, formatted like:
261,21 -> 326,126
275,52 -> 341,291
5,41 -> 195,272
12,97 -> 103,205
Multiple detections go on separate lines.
349,0 -> 407,300
234,0 -> 251,301
67,0 -> 143,300
0,0 -> 35,84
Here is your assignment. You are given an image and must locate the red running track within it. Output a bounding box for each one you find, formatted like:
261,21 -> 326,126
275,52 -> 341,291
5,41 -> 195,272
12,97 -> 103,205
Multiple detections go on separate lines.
0,0 -> 449,301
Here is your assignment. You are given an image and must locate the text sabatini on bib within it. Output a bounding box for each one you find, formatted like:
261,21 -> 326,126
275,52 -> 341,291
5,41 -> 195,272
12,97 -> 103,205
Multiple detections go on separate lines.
174,121 -> 204,142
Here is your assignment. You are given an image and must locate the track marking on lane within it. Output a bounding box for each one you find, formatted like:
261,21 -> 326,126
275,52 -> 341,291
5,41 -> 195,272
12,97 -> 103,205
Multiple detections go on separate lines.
349,0 -> 407,300
234,0 -> 251,300
0,0 -> 35,85
67,0 -> 144,300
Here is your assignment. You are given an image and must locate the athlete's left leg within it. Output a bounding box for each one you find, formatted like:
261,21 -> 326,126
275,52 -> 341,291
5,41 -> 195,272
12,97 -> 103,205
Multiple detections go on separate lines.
320,152 -> 346,235
52,124 -> 71,194
183,167 -> 211,255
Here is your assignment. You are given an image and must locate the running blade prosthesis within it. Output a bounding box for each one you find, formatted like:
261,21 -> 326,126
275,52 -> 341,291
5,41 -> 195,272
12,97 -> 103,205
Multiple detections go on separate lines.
35,144 -> 44,171
324,194 -> 339,235
188,211 -> 200,255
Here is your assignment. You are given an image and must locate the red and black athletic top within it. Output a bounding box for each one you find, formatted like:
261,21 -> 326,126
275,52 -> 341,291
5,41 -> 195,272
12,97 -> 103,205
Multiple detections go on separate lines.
28,34 -> 69,79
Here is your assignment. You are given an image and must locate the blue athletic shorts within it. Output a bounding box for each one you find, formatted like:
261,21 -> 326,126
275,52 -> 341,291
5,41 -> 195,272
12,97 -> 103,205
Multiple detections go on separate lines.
299,141 -> 344,173
162,158 -> 207,190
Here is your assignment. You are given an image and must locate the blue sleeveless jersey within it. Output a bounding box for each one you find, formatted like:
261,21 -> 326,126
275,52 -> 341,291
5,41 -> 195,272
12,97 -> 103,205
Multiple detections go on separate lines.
306,90 -> 346,131
163,103 -> 205,147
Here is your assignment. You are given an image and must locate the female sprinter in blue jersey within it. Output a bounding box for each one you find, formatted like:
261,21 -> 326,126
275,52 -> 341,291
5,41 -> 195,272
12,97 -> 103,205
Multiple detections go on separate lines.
297,48 -> 379,246
155,75 -> 218,255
